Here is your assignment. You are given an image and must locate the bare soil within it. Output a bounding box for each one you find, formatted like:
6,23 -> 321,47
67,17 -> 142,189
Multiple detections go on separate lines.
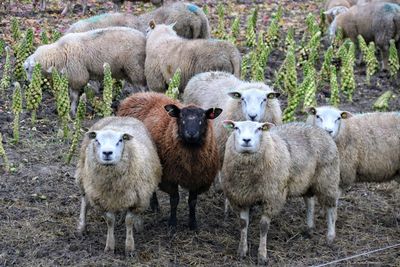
0,1 -> 399,266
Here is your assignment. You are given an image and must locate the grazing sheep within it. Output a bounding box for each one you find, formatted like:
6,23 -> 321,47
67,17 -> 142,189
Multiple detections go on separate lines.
145,22 -> 241,93
222,120 -> 340,265
117,92 -> 222,230
306,106 -> 400,186
24,27 -> 146,116
327,2 -> 400,70
67,2 -> 210,39
182,71 -> 282,166
75,116 -> 162,255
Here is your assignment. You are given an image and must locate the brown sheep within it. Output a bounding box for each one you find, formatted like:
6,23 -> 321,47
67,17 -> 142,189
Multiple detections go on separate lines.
117,92 -> 222,231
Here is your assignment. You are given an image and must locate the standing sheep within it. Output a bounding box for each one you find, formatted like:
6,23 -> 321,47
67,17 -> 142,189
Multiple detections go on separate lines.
327,2 -> 400,70
306,106 -> 400,186
75,116 -> 162,255
145,22 -> 241,92
222,120 -> 340,265
23,27 -> 146,116
67,2 -> 210,39
182,71 -> 282,166
117,92 -> 222,230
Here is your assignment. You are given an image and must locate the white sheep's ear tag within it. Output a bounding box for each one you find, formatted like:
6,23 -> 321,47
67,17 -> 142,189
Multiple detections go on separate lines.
227,92 -> 241,99
260,122 -> 274,131
222,120 -> 235,131
267,92 -> 280,99
340,111 -> 353,119
88,131 -> 96,139
122,133 -> 132,141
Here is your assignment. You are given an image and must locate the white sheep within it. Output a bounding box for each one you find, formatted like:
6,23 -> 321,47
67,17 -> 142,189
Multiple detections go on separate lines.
221,120 -> 340,265
145,22 -> 241,92
24,27 -> 146,116
327,2 -> 400,70
67,2 -> 210,40
182,71 -> 282,166
306,106 -> 400,186
75,116 -> 161,255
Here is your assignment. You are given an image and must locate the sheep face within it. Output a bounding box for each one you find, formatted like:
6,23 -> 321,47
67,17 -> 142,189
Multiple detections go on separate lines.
23,55 -> 36,81
228,90 -> 280,122
307,107 -> 353,138
223,120 -> 273,154
88,130 -> 132,165
147,22 -> 177,38
164,104 -> 222,146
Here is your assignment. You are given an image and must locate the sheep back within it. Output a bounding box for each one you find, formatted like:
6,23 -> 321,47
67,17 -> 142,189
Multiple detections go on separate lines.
76,116 -> 162,212
117,92 -> 219,194
145,33 -> 241,92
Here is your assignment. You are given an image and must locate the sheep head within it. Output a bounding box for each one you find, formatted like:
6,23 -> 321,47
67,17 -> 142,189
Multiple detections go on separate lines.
165,104 -> 222,146
223,120 -> 274,154
306,106 -> 353,139
227,89 -> 280,122
87,130 -> 132,165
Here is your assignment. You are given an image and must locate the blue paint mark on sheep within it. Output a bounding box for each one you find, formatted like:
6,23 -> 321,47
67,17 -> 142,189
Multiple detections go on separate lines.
383,3 -> 400,13
85,14 -> 109,23
187,4 -> 199,13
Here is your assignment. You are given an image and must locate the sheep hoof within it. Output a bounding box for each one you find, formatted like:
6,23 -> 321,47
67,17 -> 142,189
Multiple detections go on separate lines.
237,249 -> 246,259
150,202 -> 160,213
257,255 -> 268,266
303,228 -> 314,238
125,249 -> 136,258
104,246 -> 115,254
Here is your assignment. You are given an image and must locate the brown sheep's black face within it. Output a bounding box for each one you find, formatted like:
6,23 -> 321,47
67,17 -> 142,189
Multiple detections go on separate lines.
164,105 -> 222,146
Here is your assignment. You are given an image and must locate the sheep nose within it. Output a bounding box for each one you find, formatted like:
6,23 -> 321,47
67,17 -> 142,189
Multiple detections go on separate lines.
249,115 -> 257,121
103,151 -> 113,157
243,138 -> 251,144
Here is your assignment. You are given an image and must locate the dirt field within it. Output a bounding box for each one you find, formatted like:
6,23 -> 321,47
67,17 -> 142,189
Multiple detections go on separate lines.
0,0 -> 399,266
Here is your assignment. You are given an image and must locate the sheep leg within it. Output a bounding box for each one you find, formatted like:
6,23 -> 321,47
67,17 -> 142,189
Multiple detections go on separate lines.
77,196 -> 88,234
69,88 -> 79,117
168,188 -> 179,229
258,215 -> 271,265
81,0 -> 87,14
150,191 -> 160,213
125,210 -> 135,257
104,212 -> 116,253
381,48 -> 389,72
238,208 -> 249,259
304,196 -> 315,232
188,191 -> 198,230
326,206 -> 337,244
61,0 -> 72,16
224,198 -> 230,220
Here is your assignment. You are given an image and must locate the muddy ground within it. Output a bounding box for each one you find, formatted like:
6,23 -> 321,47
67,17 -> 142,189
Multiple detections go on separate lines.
0,0 -> 399,266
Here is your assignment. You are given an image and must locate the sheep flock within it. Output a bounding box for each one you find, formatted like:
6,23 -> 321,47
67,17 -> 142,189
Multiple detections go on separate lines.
0,0 -> 399,266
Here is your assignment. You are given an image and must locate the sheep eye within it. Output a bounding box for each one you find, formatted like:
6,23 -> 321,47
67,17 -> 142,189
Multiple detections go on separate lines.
316,115 -> 320,119
263,98 -> 267,102
241,98 -> 245,101
234,127 -> 239,130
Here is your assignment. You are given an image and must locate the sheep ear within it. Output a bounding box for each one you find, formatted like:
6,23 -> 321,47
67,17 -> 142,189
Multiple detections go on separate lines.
267,92 -> 280,99
206,108 -> 222,120
340,111 -> 352,119
260,122 -> 274,131
149,20 -> 156,29
87,131 -> 96,139
164,104 -> 180,117
227,92 -> 241,99
222,120 -> 235,130
122,133 -> 132,141
169,22 -> 177,29
306,107 -> 317,115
